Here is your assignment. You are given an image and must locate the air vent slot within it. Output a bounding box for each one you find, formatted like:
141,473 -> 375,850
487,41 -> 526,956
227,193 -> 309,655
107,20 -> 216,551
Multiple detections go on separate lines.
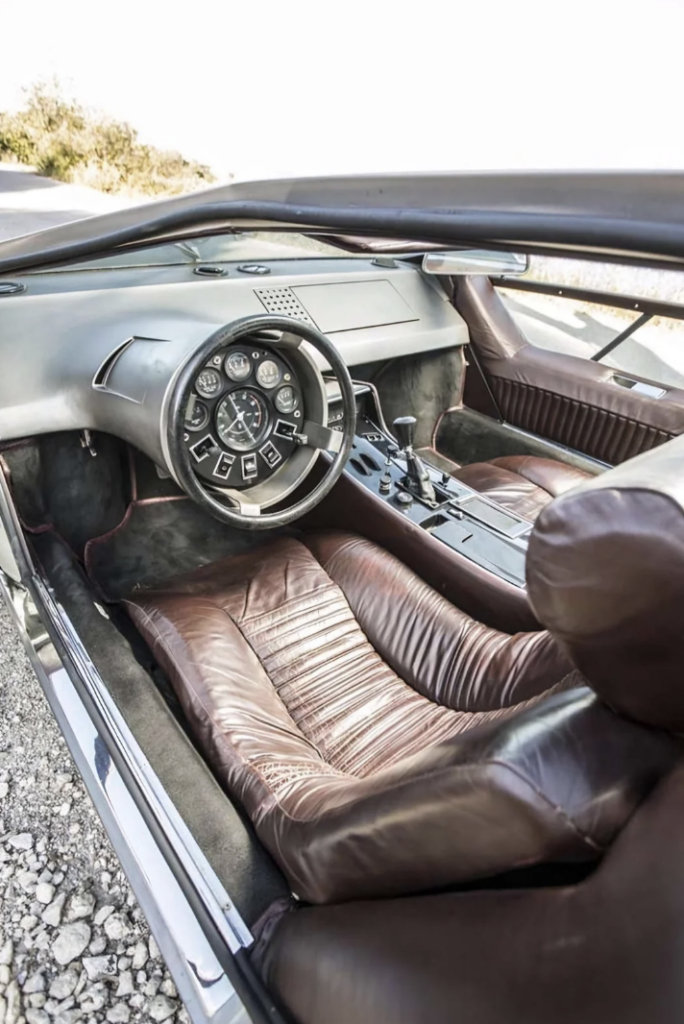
255,287 -> 314,325
0,282 -> 26,297
193,265 -> 227,277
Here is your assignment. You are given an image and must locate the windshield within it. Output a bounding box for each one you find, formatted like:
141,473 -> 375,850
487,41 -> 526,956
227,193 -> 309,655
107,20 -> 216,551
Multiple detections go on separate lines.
31,229 -> 448,273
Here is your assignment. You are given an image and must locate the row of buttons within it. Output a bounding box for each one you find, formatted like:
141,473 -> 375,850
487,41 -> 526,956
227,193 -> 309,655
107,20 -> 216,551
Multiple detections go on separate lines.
190,435 -> 286,481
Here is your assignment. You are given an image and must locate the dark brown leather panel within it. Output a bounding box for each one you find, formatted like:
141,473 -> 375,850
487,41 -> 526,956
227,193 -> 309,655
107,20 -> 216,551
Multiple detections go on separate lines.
259,761 -> 684,1024
455,276 -> 684,463
310,471 -> 540,633
492,371 -> 676,463
453,455 -> 591,522
527,433 -> 684,731
302,531 -> 570,707
126,531 -> 679,904
455,273 -> 528,362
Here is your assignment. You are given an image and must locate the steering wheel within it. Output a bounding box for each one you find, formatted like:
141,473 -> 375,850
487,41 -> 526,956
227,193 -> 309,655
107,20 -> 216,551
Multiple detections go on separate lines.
166,315 -> 356,529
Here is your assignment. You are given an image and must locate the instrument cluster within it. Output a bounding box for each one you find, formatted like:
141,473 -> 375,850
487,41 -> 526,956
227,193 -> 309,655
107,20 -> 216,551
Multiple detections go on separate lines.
183,343 -> 304,489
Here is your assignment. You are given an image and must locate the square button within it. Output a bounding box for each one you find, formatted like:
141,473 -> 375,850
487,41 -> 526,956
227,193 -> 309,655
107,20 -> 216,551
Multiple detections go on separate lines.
213,452 -> 235,481
259,441 -> 282,469
275,419 -> 297,440
241,454 -> 258,481
190,435 -> 216,463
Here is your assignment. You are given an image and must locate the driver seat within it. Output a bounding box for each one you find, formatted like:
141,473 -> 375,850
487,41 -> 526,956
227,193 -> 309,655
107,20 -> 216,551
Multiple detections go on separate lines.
125,528 -> 677,904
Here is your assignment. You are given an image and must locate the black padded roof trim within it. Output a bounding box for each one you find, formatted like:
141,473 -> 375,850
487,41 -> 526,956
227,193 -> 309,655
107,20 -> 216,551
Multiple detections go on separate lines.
2,172 -> 684,273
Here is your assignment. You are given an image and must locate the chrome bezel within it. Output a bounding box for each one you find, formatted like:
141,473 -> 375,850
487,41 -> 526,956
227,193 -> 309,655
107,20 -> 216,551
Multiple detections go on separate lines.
224,350 -> 252,382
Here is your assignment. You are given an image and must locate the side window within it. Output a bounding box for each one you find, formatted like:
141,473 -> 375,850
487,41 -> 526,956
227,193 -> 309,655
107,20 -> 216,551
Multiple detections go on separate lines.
495,258 -> 684,391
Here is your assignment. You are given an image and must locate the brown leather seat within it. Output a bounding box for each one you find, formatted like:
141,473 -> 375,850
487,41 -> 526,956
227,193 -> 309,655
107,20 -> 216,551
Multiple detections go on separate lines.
254,436 -> 684,1024
453,455 -> 593,521
125,530 -> 677,904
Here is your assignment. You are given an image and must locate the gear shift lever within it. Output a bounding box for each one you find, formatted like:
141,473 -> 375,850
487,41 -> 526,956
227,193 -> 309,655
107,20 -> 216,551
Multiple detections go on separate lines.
392,416 -> 436,503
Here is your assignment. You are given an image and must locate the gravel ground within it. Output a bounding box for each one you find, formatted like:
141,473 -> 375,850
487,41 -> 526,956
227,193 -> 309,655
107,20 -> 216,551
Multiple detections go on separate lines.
0,601 -> 188,1024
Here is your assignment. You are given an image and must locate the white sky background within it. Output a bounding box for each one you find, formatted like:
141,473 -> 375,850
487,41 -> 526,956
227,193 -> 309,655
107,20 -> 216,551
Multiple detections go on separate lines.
0,0 -> 683,183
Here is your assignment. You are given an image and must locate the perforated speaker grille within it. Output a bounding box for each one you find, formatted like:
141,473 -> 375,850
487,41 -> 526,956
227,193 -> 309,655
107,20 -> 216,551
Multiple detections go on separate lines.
255,287 -> 314,325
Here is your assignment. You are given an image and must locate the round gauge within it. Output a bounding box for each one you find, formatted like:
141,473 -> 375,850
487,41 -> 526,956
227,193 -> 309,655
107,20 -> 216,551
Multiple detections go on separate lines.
184,398 -> 209,432
274,385 -> 298,414
224,350 -> 252,382
215,388 -> 270,451
255,359 -> 281,389
195,367 -> 222,398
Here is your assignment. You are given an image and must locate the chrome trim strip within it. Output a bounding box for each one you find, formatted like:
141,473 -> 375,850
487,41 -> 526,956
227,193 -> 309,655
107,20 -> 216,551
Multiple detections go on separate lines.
0,574 -> 250,1024
32,572 -> 253,952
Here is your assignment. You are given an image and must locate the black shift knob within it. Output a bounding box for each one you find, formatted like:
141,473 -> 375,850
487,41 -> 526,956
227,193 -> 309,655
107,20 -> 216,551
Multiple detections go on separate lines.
393,415 -> 417,450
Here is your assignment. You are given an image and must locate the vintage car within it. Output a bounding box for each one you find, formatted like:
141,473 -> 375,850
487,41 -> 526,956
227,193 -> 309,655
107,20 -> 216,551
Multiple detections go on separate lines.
0,173 -> 683,1024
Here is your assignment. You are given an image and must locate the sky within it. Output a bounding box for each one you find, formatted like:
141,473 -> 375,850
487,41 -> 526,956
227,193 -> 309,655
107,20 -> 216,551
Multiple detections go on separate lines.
1,0 -> 683,184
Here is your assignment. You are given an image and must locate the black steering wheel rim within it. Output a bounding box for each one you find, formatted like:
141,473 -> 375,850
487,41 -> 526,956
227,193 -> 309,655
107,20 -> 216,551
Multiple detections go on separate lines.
167,315 -> 356,529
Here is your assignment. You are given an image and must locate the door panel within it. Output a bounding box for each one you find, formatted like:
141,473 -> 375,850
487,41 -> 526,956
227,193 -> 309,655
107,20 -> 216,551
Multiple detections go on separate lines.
457,276 -> 684,464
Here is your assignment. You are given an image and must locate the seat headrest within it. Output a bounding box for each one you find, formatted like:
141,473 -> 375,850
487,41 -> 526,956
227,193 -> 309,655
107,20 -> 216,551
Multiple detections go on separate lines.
526,434 -> 684,731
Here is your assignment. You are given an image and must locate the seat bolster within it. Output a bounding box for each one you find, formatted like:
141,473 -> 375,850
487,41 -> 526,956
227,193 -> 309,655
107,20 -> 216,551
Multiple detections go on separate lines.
302,531 -> 572,710
123,593 -> 326,820
257,686 -> 681,903
258,765 -> 684,1024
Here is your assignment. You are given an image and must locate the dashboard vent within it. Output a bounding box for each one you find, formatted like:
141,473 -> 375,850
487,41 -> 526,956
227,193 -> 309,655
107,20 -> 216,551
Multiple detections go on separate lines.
0,282 -> 26,297
255,287 -> 314,325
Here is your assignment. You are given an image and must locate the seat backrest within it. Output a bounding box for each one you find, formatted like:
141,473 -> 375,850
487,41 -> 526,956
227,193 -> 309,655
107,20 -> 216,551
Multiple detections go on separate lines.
455,276 -> 684,463
527,431 -> 684,731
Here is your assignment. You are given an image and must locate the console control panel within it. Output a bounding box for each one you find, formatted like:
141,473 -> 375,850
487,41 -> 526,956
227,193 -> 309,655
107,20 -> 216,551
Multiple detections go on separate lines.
344,413 -> 531,588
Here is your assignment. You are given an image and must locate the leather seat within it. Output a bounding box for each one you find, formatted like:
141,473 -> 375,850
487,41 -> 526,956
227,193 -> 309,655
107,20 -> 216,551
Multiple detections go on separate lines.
453,455 -> 593,521
125,530 -> 677,905
253,434 -> 684,1024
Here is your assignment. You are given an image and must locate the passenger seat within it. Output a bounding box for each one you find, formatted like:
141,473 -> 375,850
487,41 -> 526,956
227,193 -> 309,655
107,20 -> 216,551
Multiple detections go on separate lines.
453,455 -> 592,522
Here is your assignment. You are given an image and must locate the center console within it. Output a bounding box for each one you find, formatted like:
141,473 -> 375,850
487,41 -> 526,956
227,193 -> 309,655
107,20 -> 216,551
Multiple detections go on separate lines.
318,379 -> 538,633
329,382 -> 531,589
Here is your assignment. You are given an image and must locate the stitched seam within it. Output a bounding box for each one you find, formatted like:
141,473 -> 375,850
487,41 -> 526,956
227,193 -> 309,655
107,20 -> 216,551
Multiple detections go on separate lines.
252,615 -> 360,668
238,581 -> 339,627
124,600 -> 335,787
485,758 -> 604,852
244,593 -> 344,639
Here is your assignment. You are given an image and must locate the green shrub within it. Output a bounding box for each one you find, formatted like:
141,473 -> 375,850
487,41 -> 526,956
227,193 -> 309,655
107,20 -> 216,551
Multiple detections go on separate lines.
0,80 -> 217,196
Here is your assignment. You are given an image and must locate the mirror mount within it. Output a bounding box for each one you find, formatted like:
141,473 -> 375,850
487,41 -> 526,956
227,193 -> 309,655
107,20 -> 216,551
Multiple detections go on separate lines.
422,249 -> 529,276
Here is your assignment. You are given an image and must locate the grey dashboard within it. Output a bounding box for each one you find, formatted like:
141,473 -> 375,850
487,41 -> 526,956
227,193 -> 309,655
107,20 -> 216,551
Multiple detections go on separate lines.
0,256 -> 467,471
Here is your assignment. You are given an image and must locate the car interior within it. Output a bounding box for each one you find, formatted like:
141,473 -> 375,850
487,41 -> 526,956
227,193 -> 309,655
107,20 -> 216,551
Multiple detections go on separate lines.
3,235 -> 684,1024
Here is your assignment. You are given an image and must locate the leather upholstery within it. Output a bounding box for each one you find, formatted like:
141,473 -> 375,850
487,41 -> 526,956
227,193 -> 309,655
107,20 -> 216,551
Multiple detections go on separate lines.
527,432 -> 684,731
258,761 -> 684,1024
311,471 -> 539,633
126,531 -> 678,904
456,276 -> 684,464
453,455 -> 592,521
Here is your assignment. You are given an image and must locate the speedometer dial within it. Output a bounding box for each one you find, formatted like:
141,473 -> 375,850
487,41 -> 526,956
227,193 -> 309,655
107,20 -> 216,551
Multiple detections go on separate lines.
215,388 -> 270,451
224,350 -> 251,382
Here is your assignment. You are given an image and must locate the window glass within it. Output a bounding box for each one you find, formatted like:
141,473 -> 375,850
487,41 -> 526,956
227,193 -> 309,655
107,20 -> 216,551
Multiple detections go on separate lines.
522,255 -> 684,306
497,287 -> 684,391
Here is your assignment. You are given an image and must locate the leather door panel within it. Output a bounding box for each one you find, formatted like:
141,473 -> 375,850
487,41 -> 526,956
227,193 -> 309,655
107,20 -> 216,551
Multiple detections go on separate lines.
456,276 -> 684,464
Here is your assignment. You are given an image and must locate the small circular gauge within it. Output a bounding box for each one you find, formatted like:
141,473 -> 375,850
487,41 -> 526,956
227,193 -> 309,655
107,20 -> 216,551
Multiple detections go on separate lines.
256,359 -> 281,389
274,385 -> 298,414
224,350 -> 251,382
216,388 -> 270,451
185,399 -> 209,432
195,367 -> 222,398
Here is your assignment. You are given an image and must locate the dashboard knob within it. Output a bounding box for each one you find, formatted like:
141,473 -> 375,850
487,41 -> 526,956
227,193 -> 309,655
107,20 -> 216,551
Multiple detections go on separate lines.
395,490 -> 413,510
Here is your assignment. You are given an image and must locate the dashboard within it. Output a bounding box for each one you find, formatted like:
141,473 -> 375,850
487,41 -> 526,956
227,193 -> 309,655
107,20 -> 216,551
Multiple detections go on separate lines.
0,256 -> 468,482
